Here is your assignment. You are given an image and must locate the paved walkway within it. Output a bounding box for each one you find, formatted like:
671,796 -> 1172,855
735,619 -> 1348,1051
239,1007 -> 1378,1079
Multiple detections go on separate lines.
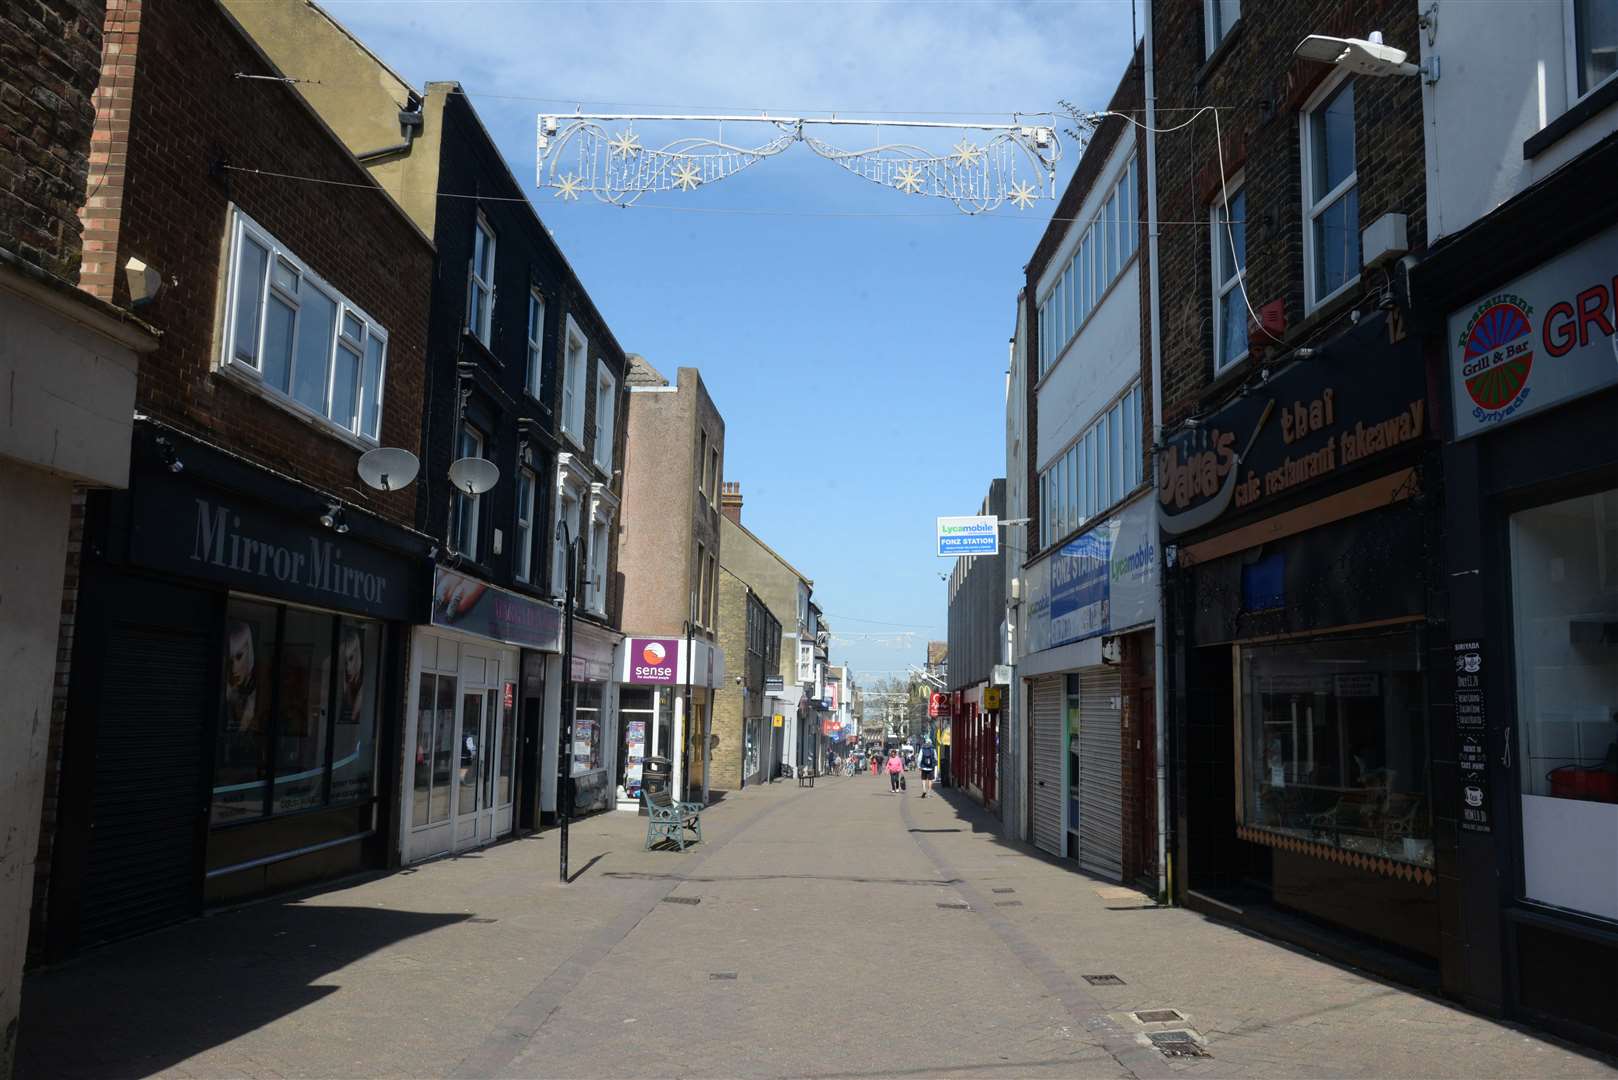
18,775 -> 1618,1079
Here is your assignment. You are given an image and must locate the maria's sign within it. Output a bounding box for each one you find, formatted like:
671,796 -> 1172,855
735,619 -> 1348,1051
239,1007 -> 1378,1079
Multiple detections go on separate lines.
1447,220 -> 1618,438
1158,312 -> 1429,537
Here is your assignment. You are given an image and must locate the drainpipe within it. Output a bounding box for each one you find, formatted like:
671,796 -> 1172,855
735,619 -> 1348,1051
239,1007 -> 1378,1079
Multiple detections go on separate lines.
1144,0 -> 1172,906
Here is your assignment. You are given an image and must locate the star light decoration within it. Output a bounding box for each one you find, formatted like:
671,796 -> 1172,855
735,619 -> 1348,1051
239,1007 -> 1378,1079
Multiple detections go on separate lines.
536,113 -> 1069,214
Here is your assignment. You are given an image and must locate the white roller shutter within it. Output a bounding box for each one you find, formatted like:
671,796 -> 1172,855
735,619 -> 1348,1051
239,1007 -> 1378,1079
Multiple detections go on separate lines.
1030,675 -> 1065,857
1077,668 -> 1124,880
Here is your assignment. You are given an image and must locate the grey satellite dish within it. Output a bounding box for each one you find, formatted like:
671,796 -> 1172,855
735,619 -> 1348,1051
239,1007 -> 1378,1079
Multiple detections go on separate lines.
357,447 -> 420,492
448,456 -> 500,495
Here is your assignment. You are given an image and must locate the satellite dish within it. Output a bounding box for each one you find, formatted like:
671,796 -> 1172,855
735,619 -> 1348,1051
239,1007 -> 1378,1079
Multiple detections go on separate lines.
448,456 -> 500,496
357,447 -> 420,492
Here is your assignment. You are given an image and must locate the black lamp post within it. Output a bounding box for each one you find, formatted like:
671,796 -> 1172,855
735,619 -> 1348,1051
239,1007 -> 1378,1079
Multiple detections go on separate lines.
556,517 -> 578,884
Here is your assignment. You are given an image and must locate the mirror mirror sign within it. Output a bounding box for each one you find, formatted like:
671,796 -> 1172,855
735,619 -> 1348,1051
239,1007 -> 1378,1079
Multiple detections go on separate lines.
937,515 -> 999,557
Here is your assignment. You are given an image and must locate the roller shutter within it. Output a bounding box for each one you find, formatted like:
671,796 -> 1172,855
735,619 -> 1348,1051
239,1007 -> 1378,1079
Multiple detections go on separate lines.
1077,668 -> 1124,881
1030,675 -> 1065,857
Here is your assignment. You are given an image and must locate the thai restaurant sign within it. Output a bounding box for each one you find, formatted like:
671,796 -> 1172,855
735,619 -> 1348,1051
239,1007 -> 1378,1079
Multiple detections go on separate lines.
1447,219 -> 1618,439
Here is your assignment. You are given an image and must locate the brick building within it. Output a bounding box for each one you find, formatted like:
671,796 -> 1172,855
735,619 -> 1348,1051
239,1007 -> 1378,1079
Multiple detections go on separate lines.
31,0 -> 436,962
0,0 -> 157,1066
713,565 -> 781,791
1146,0 -> 1446,992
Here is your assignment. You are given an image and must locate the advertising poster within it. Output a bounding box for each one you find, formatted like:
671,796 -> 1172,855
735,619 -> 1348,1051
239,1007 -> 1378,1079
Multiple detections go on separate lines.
623,719 -> 647,799
1025,496 -> 1157,654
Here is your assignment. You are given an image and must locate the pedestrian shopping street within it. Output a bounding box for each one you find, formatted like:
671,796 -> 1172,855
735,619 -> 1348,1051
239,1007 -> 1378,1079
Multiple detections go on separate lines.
18,776 -> 1613,1080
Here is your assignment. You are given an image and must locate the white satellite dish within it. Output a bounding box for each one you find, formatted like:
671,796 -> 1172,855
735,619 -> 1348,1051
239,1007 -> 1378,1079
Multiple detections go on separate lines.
357,447 -> 420,492
448,456 -> 500,495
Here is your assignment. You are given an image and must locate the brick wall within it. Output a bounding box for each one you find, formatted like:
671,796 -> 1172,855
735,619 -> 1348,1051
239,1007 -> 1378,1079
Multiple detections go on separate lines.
1152,0 -> 1426,423
0,0 -> 104,280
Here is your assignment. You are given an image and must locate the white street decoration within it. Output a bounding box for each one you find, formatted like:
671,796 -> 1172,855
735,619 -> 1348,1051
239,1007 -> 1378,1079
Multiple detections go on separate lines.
671,160 -> 703,191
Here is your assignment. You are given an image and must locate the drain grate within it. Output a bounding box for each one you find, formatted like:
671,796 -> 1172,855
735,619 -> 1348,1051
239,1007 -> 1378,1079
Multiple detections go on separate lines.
991,887 -> 1016,894
994,900 -> 1023,907
936,901 -> 970,910
709,972 -> 737,981
1148,1031 -> 1208,1058
1133,1009 -> 1183,1024
662,896 -> 701,906
1082,974 -> 1125,986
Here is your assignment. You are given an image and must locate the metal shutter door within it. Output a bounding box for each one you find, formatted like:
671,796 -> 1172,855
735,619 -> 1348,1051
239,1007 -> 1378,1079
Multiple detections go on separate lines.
80,619 -> 210,945
1030,675 -> 1065,857
1077,669 -> 1124,880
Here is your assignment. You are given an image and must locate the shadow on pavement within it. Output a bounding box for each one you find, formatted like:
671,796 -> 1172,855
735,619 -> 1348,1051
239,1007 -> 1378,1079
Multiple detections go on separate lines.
17,899 -> 466,1079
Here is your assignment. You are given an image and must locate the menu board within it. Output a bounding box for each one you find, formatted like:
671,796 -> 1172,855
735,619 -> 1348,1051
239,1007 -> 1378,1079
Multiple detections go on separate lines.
1454,640 -> 1491,833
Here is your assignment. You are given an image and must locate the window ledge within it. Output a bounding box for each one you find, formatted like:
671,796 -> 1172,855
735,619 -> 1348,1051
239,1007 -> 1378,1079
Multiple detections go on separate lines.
1195,19 -> 1244,86
1524,75 -> 1618,159
215,361 -> 376,453
462,327 -> 502,368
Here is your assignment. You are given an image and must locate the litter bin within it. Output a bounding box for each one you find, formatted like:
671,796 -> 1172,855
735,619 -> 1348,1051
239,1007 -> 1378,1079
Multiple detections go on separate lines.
639,756 -> 671,815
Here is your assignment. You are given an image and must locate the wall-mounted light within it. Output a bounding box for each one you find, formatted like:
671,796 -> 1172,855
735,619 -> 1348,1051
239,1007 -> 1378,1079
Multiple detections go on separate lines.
320,503 -> 350,534
155,434 -> 183,472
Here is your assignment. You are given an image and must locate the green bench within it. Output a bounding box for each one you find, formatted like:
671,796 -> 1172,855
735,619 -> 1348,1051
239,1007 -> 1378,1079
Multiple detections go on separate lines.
641,787 -> 703,851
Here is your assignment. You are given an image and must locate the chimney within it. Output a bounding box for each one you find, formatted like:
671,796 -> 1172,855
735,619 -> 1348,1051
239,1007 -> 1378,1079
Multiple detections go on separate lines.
721,481 -> 743,524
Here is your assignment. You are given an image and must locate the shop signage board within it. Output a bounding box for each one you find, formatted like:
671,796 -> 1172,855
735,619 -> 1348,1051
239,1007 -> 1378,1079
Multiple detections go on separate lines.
1024,496 -> 1157,654
1454,640 -> 1491,833
1447,220 -> 1618,439
983,687 -> 1003,710
431,567 -> 563,650
772,714 -> 784,728
1157,312 -> 1428,538
132,472 -> 416,620
765,675 -> 785,692
937,515 -> 999,556
625,637 -> 680,684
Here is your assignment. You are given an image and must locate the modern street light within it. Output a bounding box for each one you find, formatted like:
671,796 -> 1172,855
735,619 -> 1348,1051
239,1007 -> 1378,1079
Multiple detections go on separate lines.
555,517 -> 579,884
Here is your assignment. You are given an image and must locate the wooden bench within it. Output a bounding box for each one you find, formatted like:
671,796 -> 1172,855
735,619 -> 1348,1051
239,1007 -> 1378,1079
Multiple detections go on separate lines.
641,787 -> 703,851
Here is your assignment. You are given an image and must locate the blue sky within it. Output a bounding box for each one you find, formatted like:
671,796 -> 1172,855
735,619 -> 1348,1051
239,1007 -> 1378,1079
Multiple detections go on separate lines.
326,0 -> 1139,681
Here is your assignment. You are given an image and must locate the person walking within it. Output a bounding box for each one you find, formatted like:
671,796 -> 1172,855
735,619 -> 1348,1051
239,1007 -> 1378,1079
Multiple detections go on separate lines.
871,753 -> 881,779
886,749 -> 904,793
918,740 -> 938,798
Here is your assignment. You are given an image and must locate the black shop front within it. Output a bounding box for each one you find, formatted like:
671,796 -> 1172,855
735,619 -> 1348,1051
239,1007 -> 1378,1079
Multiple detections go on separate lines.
1161,311 -> 1452,990
41,421 -> 429,959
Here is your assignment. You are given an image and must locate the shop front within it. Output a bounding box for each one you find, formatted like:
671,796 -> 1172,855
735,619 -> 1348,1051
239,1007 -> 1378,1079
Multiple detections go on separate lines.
1021,494 -> 1156,880
44,424 -> 428,957
403,567 -> 560,864
1161,312 -> 1445,983
1422,184 -> 1618,1048
566,622 -> 622,816
615,635 -> 725,806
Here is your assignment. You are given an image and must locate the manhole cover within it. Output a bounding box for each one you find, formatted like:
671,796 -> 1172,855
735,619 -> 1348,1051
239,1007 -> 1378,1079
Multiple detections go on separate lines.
709,972 -> 737,981
992,887 -> 1016,894
1134,1009 -> 1183,1024
1148,1031 -> 1208,1058
994,900 -> 1023,907
662,896 -> 701,906
1082,974 -> 1125,986
936,902 -> 970,910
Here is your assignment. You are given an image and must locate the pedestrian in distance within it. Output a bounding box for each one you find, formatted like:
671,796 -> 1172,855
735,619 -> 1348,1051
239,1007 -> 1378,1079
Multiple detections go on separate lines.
887,749 -> 904,793
871,754 -> 881,779
918,740 -> 938,798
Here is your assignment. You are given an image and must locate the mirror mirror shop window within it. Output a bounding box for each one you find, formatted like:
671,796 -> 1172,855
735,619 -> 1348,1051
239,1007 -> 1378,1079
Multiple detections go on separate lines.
213,599 -> 382,825
1238,629 -> 1433,868
225,210 -> 387,441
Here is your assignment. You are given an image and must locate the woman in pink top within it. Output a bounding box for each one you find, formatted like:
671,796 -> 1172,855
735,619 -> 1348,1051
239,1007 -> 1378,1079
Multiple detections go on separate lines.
886,751 -> 904,793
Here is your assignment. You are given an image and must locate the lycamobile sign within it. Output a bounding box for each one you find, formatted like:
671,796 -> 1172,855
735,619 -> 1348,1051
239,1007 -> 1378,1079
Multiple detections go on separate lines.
937,515 -> 999,557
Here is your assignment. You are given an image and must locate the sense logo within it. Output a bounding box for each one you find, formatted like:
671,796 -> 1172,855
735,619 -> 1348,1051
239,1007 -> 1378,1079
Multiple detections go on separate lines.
1460,296 -> 1534,413
641,641 -> 666,667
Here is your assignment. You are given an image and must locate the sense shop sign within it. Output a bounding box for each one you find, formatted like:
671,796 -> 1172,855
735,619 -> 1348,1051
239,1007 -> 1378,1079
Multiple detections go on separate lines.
1447,219 -> 1618,439
131,477 -> 413,620
1158,313 -> 1429,537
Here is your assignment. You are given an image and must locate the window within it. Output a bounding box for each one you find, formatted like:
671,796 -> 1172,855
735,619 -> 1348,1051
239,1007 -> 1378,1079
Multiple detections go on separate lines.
468,215 -> 495,345
1509,488 -> 1618,920
1237,629 -> 1432,869
697,428 -> 708,500
221,209 -> 388,442
413,670 -> 457,826
1302,78 -> 1360,310
553,487 -> 580,598
706,552 -> 718,626
1038,383 -> 1145,543
594,361 -> 616,471
588,517 -> 608,614
1204,0 -> 1240,55
1573,0 -> 1618,99
561,315 -> 588,444
215,600 -> 381,825
694,542 -> 709,626
1037,160 -> 1141,378
453,424 -> 483,558
1212,183 -> 1248,372
708,445 -> 721,506
514,467 -> 536,582
526,290 -> 545,399
571,681 -> 603,774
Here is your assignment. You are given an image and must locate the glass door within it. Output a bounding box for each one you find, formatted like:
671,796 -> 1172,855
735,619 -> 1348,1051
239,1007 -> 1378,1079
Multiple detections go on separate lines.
455,690 -> 487,846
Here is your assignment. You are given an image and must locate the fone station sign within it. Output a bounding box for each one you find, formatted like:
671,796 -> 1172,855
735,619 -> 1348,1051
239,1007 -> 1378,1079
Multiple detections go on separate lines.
937,515 -> 998,557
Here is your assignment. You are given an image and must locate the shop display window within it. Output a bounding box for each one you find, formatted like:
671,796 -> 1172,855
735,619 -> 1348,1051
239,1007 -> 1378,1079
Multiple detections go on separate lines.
1510,489 -> 1618,920
1238,629 -> 1433,866
213,598 -> 383,826
573,681 -> 604,774
413,671 -> 458,826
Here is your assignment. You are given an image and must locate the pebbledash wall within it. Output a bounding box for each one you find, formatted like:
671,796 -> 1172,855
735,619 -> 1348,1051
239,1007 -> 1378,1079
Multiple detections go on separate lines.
31,0 -> 435,963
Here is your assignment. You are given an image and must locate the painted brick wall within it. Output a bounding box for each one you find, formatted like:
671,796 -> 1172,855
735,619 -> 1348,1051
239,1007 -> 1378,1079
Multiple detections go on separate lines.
0,0 -> 104,280
1151,0 -> 1426,423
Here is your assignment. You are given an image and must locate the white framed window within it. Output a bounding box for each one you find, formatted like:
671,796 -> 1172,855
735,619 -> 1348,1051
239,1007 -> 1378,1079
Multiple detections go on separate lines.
468,214 -> 495,346
453,423 -> 483,558
553,486 -> 581,599
588,517 -> 608,613
514,467 -> 536,582
593,361 -> 616,471
1204,0 -> 1240,56
1301,76 -> 1360,312
1570,0 -> 1618,100
1037,383 -> 1145,543
560,314 -> 588,445
525,289 -> 545,399
220,209 -> 388,443
1211,179 -> 1248,372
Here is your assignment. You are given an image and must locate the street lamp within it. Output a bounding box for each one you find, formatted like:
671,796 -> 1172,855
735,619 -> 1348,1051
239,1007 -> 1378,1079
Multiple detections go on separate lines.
555,516 -> 580,884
